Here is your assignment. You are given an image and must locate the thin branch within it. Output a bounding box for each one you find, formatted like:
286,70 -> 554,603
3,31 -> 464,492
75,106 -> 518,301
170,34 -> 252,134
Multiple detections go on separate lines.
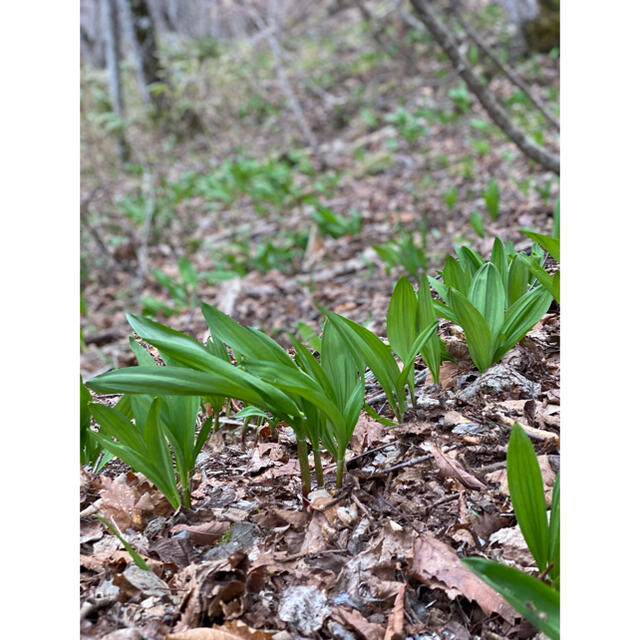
451,0 -> 559,131
248,7 -> 319,151
408,0 -> 559,174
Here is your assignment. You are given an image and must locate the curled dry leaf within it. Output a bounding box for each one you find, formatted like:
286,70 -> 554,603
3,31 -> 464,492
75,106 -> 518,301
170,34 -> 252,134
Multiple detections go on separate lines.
431,445 -> 486,490
409,534 -> 517,624
170,521 -> 231,546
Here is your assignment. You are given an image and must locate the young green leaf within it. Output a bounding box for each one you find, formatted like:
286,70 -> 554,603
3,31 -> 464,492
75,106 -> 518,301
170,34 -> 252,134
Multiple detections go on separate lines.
387,276 -> 418,364
325,310 -> 404,421
417,274 -> 441,383
507,253 -> 530,307
467,263 -> 505,346
490,237 -> 508,291
449,289 -> 494,372
496,288 -> 553,360
507,422 -> 549,573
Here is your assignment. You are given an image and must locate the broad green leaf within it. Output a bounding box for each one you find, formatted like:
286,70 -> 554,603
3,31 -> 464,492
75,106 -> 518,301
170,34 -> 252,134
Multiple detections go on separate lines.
89,403 -> 181,509
496,288 -> 553,360
432,298 -> 458,323
87,366 -> 299,418
449,289 -> 494,372
552,271 -> 560,305
297,322 -> 322,353
387,276 -> 418,363
89,403 -> 147,453
321,321 -> 362,412
234,406 -> 269,421
457,246 -> 484,277
427,276 -> 449,305
521,229 -> 560,262
397,321 -> 439,389
468,263 -> 505,346
507,422 -> 549,572
129,337 -> 157,366
442,256 -> 470,294
463,558 -> 559,640
552,197 -> 560,240
490,237 -> 508,291
203,334 -> 230,362
201,302 -> 294,369
244,360 -> 346,433
417,274 -> 441,383
507,254 -> 530,307
325,311 -> 404,420
143,399 -> 181,508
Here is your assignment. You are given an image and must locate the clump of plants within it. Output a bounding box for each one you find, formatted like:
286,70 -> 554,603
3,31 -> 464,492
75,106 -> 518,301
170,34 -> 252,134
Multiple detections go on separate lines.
428,239 -> 552,371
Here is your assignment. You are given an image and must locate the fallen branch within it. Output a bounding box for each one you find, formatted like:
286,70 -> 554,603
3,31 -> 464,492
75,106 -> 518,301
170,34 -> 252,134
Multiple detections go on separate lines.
451,0 -> 559,132
409,0 -> 559,174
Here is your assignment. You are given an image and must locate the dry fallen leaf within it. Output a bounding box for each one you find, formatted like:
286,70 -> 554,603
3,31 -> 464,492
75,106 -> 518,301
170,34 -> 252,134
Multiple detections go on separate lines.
431,445 -> 486,490
334,606 -> 385,640
170,521 -> 231,546
167,621 -> 273,640
383,584 -> 405,640
350,414 -> 388,455
409,534 -> 517,624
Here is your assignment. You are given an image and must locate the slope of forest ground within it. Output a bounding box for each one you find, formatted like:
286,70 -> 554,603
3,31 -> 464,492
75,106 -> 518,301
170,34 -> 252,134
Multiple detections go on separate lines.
81,3 -> 559,638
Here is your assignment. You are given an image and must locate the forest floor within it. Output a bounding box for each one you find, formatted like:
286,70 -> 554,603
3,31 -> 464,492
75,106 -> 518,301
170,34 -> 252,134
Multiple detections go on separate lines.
80,6 -> 559,639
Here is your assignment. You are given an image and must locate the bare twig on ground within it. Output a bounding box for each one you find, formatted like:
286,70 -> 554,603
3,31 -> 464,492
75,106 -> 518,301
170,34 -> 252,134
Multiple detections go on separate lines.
409,0 -> 559,174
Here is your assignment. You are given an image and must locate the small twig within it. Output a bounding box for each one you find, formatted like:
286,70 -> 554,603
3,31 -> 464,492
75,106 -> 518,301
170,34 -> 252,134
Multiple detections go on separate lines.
428,491 -> 461,511
322,441 -> 398,473
354,453 -> 433,479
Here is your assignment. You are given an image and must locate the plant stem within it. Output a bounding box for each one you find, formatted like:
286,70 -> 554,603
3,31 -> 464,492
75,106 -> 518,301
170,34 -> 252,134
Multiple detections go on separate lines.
213,411 -> 220,433
335,456 -> 345,489
296,438 -> 311,498
313,448 -> 324,486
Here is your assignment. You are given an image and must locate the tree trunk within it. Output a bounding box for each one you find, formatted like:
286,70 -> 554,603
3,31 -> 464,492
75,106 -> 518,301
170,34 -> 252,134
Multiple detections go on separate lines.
99,0 -> 130,163
409,0 -> 559,175
117,0 -> 170,114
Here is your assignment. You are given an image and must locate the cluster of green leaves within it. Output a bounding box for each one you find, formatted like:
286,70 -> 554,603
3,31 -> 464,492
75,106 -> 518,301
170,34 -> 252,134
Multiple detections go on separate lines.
448,83 -> 472,114
302,195 -> 362,238
384,106 -> 430,144
429,239 -> 553,371
80,378 -> 113,472
89,337 -> 213,509
464,422 -> 559,640
373,230 -> 428,281
325,280 -> 440,424
483,178 -> 500,220
442,185 -> 458,211
87,304 -> 367,499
